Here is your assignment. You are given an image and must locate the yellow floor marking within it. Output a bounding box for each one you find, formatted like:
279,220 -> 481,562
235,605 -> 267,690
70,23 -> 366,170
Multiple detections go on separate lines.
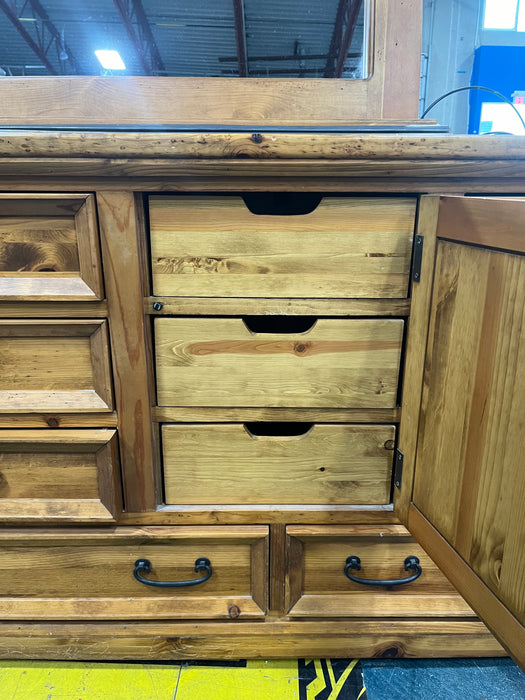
0,661 -> 181,700
176,660 -> 300,699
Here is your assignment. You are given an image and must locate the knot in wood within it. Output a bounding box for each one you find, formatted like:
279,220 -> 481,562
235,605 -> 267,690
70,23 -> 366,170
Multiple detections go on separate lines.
228,604 -> 241,619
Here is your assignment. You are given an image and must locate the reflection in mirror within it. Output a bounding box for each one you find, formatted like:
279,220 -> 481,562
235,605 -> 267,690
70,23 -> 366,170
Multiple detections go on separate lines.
0,0 -> 370,79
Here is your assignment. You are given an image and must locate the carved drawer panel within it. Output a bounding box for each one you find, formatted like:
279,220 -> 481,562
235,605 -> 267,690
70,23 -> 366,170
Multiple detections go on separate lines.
0,320 -> 113,413
0,526 -> 269,620
285,525 -> 476,618
162,423 -> 396,505
0,194 -> 103,300
155,317 -> 404,408
0,429 -> 120,522
149,195 -> 416,299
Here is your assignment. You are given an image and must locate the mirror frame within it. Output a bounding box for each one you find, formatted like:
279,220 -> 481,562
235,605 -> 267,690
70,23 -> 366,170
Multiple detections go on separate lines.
0,0 -> 422,126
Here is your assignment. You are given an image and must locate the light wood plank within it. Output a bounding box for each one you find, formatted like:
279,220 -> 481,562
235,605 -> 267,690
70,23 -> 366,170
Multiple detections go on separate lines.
152,406 -> 402,423
155,317 -> 404,408
162,423 -> 395,505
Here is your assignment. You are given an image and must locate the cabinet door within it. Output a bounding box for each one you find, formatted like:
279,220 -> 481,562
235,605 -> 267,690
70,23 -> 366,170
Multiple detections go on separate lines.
404,196 -> 525,667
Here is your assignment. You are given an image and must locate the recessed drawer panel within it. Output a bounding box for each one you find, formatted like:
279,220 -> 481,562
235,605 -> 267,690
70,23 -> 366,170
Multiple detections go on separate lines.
0,429 -> 120,522
162,423 -> 395,505
285,525 -> 475,618
149,196 -> 416,299
0,194 -> 103,300
0,526 -> 268,620
0,320 -> 113,413
155,317 -> 404,408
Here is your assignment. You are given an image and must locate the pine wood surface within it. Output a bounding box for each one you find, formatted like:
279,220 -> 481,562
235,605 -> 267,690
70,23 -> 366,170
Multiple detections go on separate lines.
153,406 -> 402,424
162,423 -> 395,506
285,525 -> 475,618
97,192 -> 157,512
409,506 -> 524,668
145,297 -> 411,317
0,320 -> 113,412
393,196 -> 439,522
155,317 -> 404,408
413,241 -> 525,626
0,619 -> 504,660
0,428 -> 119,522
0,193 -> 103,300
149,196 -> 415,299
0,526 -> 269,620
437,196 -> 525,254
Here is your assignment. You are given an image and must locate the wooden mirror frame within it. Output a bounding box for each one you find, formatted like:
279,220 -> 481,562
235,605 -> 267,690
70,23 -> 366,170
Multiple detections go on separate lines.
0,0 -> 421,126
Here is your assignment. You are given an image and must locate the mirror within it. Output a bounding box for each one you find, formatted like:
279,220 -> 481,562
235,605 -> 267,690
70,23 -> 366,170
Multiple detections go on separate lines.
0,0 -> 370,79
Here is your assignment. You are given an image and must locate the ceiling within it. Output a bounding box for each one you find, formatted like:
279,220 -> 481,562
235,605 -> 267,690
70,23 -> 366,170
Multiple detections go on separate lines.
0,0 -> 367,79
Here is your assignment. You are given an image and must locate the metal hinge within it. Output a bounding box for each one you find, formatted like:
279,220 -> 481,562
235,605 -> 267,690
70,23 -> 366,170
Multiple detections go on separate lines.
394,449 -> 404,490
412,234 -> 424,282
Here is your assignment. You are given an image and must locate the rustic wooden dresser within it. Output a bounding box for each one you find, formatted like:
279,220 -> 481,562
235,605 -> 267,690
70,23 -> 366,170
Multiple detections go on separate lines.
0,131 -> 523,665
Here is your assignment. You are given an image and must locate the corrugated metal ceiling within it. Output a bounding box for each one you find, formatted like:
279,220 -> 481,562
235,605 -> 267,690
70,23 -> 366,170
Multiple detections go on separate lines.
0,0 -> 366,78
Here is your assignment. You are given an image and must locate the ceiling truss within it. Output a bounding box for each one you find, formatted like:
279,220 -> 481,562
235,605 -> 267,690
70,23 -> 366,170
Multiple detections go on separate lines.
0,0 -> 80,74
113,0 -> 165,75
324,0 -> 363,78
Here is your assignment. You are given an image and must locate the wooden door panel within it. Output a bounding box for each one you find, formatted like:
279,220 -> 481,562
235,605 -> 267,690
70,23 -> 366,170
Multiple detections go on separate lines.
407,196 -> 525,667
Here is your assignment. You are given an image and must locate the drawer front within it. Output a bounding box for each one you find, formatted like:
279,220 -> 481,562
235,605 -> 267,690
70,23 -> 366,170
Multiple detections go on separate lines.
0,194 -> 103,300
0,527 -> 268,620
155,318 -> 404,408
0,320 -> 113,412
0,429 -> 120,522
149,196 -> 416,299
285,526 -> 475,618
162,423 -> 396,505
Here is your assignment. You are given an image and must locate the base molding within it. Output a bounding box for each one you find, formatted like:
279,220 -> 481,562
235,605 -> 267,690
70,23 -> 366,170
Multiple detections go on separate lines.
0,619 -> 505,660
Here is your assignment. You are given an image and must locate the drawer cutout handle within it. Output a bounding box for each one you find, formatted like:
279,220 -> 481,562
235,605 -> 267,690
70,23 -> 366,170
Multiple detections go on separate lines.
133,557 -> 212,588
244,422 -> 314,440
344,555 -> 422,587
242,316 -> 317,334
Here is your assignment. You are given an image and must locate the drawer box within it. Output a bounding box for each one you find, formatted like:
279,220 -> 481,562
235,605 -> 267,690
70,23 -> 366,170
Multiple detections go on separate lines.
285,525 -> 475,617
0,194 -> 103,300
149,195 -> 416,299
0,320 -> 113,412
155,317 -> 404,408
0,429 -> 120,522
0,526 -> 268,619
162,423 -> 396,505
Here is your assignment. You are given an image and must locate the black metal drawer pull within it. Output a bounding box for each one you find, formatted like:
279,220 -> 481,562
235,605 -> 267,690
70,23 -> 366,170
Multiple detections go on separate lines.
344,555 -> 422,587
133,557 -> 212,588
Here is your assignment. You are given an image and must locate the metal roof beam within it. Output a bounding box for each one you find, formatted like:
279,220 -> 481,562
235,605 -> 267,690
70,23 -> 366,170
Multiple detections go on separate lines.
324,0 -> 363,78
113,0 -> 165,75
232,0 -> 248,77
0,0 -> 79,74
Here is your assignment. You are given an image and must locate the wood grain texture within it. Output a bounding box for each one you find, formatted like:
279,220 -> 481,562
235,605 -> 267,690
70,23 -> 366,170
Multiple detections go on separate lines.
437,196 -> 525,254
0,194 -> 103,300
285,525 -> 475,618
0,412 -> 117,428
153,406 -> 402,423
0,619 -> 504,660
413,241 -> 525,627
162,423 -> 395,505
97,192 -> 157,512
145,297 -> 411,317
409,506 -> 524,668
0,320 -> 113,412
155,317 -> 404,408
0,429 -> 120,522
394,196 -> 439,522
149,196 -> 415,298
0,526 -> 269,620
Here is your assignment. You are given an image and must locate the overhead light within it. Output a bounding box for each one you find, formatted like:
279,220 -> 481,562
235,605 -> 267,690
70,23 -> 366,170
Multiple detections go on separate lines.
95,50 -> 126,70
